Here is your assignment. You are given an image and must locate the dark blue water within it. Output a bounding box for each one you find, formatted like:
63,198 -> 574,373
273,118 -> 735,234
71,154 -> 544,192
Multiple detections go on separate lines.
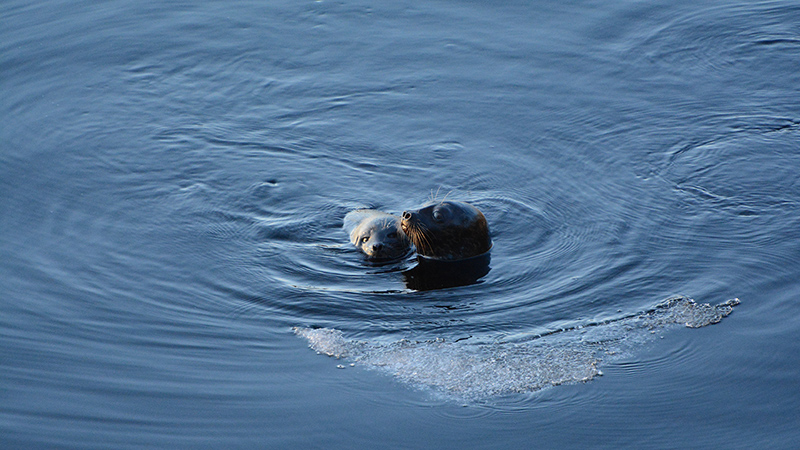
2,0 -> 799,448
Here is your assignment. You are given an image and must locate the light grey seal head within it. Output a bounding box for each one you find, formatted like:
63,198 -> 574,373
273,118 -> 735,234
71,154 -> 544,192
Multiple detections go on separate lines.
343,210 -> 412,261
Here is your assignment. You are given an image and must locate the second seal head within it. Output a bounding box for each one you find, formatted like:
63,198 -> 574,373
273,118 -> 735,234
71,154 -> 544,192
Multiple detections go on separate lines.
344,209 -> 412,261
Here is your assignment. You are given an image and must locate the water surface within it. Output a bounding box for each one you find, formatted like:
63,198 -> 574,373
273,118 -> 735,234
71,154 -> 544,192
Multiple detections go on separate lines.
2,0 -> 799,448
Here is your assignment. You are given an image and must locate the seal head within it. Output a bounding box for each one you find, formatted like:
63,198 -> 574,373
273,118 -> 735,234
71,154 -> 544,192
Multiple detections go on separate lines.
344,210 -> 412,261
401,201 -> 491,260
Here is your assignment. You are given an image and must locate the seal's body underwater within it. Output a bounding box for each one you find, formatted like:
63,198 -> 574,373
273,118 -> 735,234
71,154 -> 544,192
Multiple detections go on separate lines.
343,210 -> 412,261
401,201 -> 491,260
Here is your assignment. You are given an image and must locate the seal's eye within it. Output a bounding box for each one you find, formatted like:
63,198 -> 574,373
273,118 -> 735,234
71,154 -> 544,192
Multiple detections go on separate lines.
360,236 -> 369,244
387,232 -> 397,239
432,209 -> 444,222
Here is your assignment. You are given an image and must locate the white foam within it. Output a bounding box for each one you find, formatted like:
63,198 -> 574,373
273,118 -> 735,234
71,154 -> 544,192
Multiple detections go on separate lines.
294,296 -> 739,400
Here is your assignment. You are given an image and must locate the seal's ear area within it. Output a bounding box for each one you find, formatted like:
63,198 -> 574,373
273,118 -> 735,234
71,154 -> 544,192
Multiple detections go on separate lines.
443,201 -> 485,227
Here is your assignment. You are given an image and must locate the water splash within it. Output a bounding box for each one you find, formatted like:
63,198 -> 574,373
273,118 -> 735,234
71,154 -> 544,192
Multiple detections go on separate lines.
294,296 -> 739,400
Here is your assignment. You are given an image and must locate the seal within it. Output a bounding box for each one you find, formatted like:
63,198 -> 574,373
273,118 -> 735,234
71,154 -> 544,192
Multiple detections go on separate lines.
400,200 -> 491,260
343,210 -> 412,261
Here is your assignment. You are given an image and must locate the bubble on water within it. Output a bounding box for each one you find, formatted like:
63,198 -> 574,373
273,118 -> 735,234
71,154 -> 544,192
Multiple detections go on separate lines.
294,327 -> 350,358
293,296 -> 738,400
641,296 -> 740,328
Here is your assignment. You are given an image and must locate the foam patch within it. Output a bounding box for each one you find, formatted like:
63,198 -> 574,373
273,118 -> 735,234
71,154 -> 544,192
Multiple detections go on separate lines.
294,296 -> 739,400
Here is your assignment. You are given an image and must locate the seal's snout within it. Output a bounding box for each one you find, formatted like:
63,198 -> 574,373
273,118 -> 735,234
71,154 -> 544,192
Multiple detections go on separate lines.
372,243 -> 383,253
400,211 -> 415,234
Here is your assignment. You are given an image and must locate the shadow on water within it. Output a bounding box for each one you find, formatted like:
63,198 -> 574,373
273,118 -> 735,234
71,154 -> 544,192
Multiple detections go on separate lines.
402,252 -> 491,291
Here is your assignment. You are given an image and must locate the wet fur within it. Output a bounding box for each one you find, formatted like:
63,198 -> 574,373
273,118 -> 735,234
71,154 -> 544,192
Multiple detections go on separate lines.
344,210 -> 412,261
401,201 -> 491,260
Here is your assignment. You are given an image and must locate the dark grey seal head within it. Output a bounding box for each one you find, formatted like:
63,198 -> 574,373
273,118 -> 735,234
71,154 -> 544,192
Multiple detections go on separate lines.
400,200 -> 491,261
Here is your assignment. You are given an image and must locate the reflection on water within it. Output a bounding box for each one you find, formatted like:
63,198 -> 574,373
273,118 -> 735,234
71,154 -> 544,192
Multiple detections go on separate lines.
402,253 -> 492,291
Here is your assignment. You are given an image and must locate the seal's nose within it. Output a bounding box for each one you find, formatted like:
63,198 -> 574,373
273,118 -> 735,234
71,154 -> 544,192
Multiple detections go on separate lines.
402,211 -> 412,220
372,243 -> 383,253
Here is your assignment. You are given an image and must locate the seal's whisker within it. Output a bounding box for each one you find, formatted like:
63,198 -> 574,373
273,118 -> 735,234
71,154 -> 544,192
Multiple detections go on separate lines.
408,222 -> 429,254
430,186 -> 450,202
407,223 -> 421,251
414,222 -> 435,256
